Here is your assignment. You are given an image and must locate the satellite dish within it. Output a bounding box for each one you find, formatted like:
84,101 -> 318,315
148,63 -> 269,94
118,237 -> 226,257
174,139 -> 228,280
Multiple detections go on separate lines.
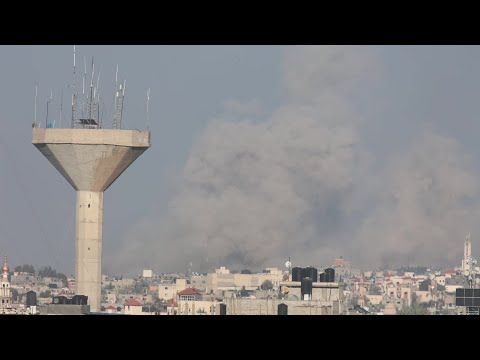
476,278 -> 480,284
475,267 -> 480,273
465,270 -> 470,276
285,261 -> 292,268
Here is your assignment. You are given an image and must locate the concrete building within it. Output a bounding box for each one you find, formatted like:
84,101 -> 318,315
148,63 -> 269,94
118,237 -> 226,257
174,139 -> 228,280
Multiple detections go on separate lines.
143,270 -> 153,278
158,278 -> 188,301
0,256 -> 12,309
124,298 -> 143,315
40,304 -> 90,315
215,279 -> 343,315
178,299 -> 221,315
221,298 -> 341,315
190,275 -> 207,293
206,267 -> 284,294
280,280 -> 343,303
33,128 -> 150,312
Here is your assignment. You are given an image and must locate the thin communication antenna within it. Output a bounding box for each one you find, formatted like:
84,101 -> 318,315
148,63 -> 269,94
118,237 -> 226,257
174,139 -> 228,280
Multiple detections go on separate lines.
96,65 -> 101,98
88,57 -> 94,120
59,89 -> 63,128
83,56 -> 86,95
72,45 -> 77,128
145,88 -> 150,130
34,84 -> 38,127
46,90 -> 53,128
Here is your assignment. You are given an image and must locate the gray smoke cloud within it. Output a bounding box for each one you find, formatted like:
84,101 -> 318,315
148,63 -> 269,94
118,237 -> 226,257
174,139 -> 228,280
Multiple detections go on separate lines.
355,132 -> 480,269
108,46 -> 480,274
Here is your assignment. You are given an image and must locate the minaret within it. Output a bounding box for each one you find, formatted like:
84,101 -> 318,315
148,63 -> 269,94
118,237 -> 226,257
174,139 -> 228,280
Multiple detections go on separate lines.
0,256 -> 12,309
463,234 -> 472,274
2,256 -> 8,279
465,234 -> 472,259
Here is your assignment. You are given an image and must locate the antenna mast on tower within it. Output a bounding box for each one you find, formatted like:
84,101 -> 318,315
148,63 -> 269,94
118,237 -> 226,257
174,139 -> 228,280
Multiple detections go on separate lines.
112,67 -> 125,130
71,45 -> 77,128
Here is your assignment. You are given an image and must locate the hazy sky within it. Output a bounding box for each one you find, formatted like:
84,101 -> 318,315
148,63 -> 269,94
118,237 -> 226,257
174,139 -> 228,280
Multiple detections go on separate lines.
2,45 -> 480,276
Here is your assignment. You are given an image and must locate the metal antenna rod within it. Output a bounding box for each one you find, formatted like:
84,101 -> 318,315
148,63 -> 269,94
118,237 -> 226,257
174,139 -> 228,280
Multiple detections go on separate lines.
146,88 -> 150,130
83,56 -> 86,95
96,66 -> 101,98
72,45 -> 77,128
88,57 -> 94,120
60,89 -> 63,128
34,84 -> 38,127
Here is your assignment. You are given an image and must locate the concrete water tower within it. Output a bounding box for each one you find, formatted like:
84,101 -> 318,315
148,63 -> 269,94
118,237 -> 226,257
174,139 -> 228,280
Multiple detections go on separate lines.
32,47 -> 150,312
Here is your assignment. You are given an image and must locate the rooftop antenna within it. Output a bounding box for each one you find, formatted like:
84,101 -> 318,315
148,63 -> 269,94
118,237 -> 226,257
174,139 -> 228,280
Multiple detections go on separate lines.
96,66 -> 101,98
71,45 -> 77,128
83,56 -> 86,96
88,57 -> 94,121
59,89 -> 63,128
46,90 -> 53,128
145,88 -> 150,130
34,84 -> 38,127
112,75 -> 126,130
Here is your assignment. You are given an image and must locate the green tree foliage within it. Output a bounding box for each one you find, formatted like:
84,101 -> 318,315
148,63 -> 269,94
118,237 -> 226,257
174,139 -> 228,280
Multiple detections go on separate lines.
419,279 -> 431,291
399,293 -> 429,315
399,304 -> 429,315
133,279 -> 149,294
39,290 -> 52,298
261,280 -> 273,291
38,266 -> 68,287
11,288 -> 19,301
14,264 -> 35,274
369,285 -> 382,295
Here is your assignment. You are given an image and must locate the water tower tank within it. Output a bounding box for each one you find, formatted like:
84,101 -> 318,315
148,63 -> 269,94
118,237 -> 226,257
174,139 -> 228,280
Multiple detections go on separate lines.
304,266 -> 318,282
325,268 -> 335,282
278,303 -> 288,315
292,267 -> 303,282
26,291 -> 37,307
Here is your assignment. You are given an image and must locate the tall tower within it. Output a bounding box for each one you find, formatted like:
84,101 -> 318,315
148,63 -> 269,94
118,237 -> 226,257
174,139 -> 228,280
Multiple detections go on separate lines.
32,49 -> 150,312
463,233 -> 472,274
0,256 -> 12,309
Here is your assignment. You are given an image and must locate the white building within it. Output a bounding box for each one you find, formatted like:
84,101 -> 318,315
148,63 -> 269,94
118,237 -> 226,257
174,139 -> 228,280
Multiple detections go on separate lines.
0,256 -> 12,309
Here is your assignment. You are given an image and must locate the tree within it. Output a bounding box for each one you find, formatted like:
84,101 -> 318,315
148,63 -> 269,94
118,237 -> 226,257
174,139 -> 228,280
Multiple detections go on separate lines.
57,273 -> 68,287
38,266 -> 68,287
398,292 -> 429,315
39,290 -> 52,298
38,266 -> 57,278
14,264 -> 35,274
419,279 -> 431,291
261,280 -> 273,291
11,288 -> 19,302
399,304 -> 429,315
369,285 -> 381,295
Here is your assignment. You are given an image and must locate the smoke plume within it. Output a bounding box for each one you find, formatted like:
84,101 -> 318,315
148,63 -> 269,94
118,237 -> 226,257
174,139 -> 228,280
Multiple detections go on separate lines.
109,46 -> 480,274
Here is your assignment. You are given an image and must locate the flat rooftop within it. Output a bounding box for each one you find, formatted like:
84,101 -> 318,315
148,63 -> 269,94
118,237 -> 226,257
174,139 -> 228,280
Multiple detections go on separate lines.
32,128 -> 150,147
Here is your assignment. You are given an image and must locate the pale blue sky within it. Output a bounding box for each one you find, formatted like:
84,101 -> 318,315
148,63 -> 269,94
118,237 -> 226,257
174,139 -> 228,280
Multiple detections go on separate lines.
2,45 -> 480,274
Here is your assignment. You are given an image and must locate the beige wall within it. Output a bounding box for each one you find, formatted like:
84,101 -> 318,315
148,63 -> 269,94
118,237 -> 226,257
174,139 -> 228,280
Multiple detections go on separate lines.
206,270 -> 284,294
414,290 -> 432,304
124,305 -> 143,315
177,300 -> 219,315
221,298 -> 340,315
366,294 -> 383,305
158,279 -> 188,301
